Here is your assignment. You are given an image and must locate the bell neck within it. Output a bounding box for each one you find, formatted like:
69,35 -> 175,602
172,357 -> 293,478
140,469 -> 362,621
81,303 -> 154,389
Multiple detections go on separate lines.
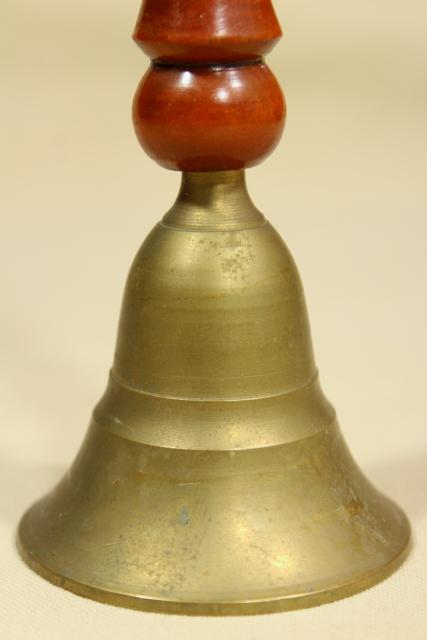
162,170 -> 266,232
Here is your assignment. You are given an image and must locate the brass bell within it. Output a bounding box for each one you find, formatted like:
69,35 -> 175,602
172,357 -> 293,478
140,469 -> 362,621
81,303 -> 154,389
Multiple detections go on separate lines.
18,1 -> 410,616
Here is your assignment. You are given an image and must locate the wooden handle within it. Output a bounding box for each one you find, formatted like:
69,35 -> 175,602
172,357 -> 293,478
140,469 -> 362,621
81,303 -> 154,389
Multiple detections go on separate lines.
132,0 -> 285,172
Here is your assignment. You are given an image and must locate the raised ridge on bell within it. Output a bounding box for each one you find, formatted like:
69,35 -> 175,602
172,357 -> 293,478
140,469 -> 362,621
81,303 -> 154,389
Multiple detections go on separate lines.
133,0 -> 282,62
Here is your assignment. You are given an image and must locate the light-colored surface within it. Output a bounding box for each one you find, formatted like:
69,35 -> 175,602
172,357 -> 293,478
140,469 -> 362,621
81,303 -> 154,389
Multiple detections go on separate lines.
1,0 -> 426,637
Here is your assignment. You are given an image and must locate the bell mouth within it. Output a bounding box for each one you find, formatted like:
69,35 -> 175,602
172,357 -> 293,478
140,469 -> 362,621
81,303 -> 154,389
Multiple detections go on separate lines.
17,534 -> 411,615
17,416 -> 411,616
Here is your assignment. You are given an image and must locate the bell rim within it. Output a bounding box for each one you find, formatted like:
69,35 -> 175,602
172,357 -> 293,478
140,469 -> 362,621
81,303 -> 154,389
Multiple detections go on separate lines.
16,513 -> 411,617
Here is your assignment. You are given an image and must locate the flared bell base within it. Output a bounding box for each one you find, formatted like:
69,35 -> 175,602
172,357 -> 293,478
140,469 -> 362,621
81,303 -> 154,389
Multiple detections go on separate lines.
18,416 -> 410,616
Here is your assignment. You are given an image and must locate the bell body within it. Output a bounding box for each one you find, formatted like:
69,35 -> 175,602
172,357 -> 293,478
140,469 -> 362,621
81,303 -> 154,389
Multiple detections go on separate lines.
18,172 -> 410,614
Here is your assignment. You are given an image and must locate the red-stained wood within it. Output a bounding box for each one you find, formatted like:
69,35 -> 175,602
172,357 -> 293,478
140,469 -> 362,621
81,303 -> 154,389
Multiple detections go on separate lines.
133,62 -> 285,172
134,0 -> 282,62
133,0 -> 285,172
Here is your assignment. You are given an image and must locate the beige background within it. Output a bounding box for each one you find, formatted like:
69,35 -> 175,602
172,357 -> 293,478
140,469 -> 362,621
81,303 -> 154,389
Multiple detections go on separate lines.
1,1 -> 426,638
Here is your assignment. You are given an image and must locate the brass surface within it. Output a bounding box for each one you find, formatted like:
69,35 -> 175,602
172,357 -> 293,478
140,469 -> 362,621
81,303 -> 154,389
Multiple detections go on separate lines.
18,171 -> 410,615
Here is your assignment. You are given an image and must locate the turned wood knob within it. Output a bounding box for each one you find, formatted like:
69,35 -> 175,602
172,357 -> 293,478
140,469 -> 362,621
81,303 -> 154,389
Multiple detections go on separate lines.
132,0 -> 285,172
